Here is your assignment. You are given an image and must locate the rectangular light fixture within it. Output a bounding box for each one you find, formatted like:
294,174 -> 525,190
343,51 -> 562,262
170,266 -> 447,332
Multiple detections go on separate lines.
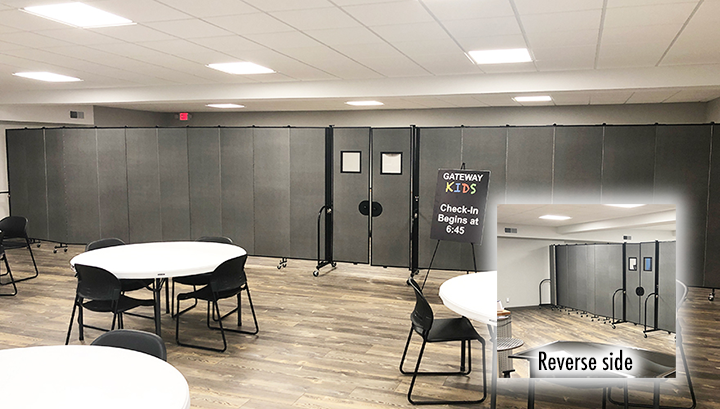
514,96 -> 552,102
207,104 -> 245,109
346,100 -> 384,106
13,72 -> 82,82
605,204 -> 646,208
539,215 -> 572,221
23,3 -> 134,28
207,62 -> 274,75
467,48 -> 532,64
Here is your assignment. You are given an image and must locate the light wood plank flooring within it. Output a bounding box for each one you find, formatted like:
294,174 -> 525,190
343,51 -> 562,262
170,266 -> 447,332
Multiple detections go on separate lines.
0,243 -> 716,408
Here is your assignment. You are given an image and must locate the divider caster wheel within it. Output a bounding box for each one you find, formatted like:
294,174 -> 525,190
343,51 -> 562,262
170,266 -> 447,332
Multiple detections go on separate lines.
313,270 -> 319,277
644,334 -> 648,338
709,293 -> 715,301
331,262 -> 337,268
53,249 -> 57,254
612,324 -> 616,329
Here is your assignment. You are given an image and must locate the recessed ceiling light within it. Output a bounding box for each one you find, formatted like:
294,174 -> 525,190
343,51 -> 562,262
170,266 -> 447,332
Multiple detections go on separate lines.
539,215 -> 572,221
23,3 -> 134,28
206,104 -> 245,109
13,72 -> 82,82
605,204 -> 646,208
514,96 -> 552,102
467,48 -> 532,64
346,101 -> 384,106
207,62 -> 274,75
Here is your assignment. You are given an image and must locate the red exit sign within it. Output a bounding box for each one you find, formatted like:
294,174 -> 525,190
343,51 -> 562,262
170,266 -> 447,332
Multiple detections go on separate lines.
178,112 -> 191,121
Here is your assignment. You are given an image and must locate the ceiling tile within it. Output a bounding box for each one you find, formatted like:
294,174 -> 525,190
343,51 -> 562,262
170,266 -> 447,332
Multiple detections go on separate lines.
589,90 -> 634,104
0,31 -> 71,48
0,23 -> 19,34
626,89 -> 680,103
371,21 -> 450,42
534,57 -> 595,71
532,44 -> 597,62
242,0 -> 335,12
138,39 -> 217,56
603,3 -> 697,28
84,0 -> 191,23
341,1 -> 434,26
550,92 -> 592,105
0,9 -> 70,31
270,7 -> 360,30
89,25 -> 177,43
393,39 -> 463,56
358,54 -> 429,77
597,42 -> 668,68
514,0 -> 604,14
153,0 -> 257,18
0,39 -> 23,51
411,53 -> 481,75
601,24 -> 681,45
205,13 -> 295,35
144,19 -> 233,39
443,17 -> 521,38
520,10 -> 602,34
191,35 -> 266,53
33,28 -> 120,46
606,0 -> 698,8
304,26 -> 383,46
474,93 -> 523,107
477,62 -> 537,74
527,29 -> 599,48
664,88 -> 720,102
422,0 -> 515,20
244,31 -> 323,49
457,34 -> 527,51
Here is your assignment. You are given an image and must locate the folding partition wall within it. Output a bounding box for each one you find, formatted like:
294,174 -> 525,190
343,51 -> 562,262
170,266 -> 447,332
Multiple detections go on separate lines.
553,242 -> 675,333
5,124 -> 720,289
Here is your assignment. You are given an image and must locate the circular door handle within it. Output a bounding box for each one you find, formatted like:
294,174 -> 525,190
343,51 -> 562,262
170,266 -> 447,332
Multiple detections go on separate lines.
358,200 -> 370,216
635,287 -> 645,296
371,201 -> 383,217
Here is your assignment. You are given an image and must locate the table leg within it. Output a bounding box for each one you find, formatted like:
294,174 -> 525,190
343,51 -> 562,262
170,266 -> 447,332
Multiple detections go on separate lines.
488,324 -> 497,409
528,378 -> 535,409
153,278 -> 162,336
653,380 -> 660,409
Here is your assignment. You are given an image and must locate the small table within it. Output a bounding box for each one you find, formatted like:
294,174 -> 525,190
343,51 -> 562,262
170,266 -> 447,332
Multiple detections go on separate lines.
438,271 -> 499,408
70,241 -> 247,336
510,341 -> 676,409
0,345 -> 190,409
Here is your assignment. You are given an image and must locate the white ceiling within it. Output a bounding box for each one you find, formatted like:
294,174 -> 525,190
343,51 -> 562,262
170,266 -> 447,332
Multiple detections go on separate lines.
2,0 -> 720,112
497,204 -> 677,232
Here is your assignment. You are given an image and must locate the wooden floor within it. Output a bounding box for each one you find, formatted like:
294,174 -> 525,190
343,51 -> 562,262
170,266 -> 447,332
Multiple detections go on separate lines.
0,243 -> 716,409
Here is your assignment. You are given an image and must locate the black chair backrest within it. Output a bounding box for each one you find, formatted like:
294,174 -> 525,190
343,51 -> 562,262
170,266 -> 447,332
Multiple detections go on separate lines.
0,231 -> 5,256
196,236 -> 233,245
91,329 -> 167,361
86,238 -> 125,252
74,264 -> 122,301
210,255 -> 248,293
408,278 -> 434,335
0,216 -> 28,239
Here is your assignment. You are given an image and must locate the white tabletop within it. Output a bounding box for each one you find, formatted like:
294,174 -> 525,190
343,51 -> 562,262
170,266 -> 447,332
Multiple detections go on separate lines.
0,345 -> 190,409
70,241 -> 247,279
438,271 -> 497,326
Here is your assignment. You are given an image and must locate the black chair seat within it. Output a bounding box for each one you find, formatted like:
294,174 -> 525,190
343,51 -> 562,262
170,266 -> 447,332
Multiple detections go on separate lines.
177,282 -> 245,303
423,317 -> 481,343
121,278 -> 154,292
174,273 -> 211,286
83,294 -> 155,314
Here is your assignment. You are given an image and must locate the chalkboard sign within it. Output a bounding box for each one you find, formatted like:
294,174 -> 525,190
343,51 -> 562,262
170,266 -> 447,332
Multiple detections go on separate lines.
430,169 -> 490,244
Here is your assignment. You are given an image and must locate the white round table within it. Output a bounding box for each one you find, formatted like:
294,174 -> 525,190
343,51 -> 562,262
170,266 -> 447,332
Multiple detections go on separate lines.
0,345 -> 190,409
70,241 -> 247,335
438,271 -> 499,408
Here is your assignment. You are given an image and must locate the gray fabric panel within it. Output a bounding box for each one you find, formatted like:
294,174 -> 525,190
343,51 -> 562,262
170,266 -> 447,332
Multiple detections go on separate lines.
6,129 -> 48,239
640,241 -> 657,327
188,128 -> 222,239
594,244 -> 623,318
657,241 -> 676,333
553,126 -> 603,203
126,128 -> 162,243
566,246 -> 581,310
253,128 -> 291,257
602,126 -> 656,203
585,245 -> 596,313
556,245 -> 568,307
45,129 -> 68,243
417,128 -> 463,270
158,128 -> 191,241
289,128 -> 325,260
654,125 -> 710,287
333,128 -> 370,264
704,125 -> 720,288
96,129 -> 129,242
63,129 -> 100,243
506,127 -> 553,203
371,128 -> 411,268
220,127 -> 254,253
625,243 -> 641,324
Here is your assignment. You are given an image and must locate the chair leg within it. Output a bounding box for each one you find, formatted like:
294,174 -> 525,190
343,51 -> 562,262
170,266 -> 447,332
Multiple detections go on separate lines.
176,296 -> 228,353
78,300 -> 85,341
0,256 -> 17,296
3,240 -> 39,284
208,287 -> 258,335
399,328 -> 415,375
65,297 -> 79,345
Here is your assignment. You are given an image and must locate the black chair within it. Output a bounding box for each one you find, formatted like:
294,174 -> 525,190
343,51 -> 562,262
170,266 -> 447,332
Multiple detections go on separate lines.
91,329 -> 167,361
0,216 -> 38,283
65,264 -> 155,345
0,231 -> 18,296
170,236 -> 234,316
175,254 -> 258,352
399,278 -> 487,405
85,238 -> 154,295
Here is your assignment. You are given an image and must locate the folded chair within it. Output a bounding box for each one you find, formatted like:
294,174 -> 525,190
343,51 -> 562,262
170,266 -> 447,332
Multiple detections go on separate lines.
400,278 -> 487,405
